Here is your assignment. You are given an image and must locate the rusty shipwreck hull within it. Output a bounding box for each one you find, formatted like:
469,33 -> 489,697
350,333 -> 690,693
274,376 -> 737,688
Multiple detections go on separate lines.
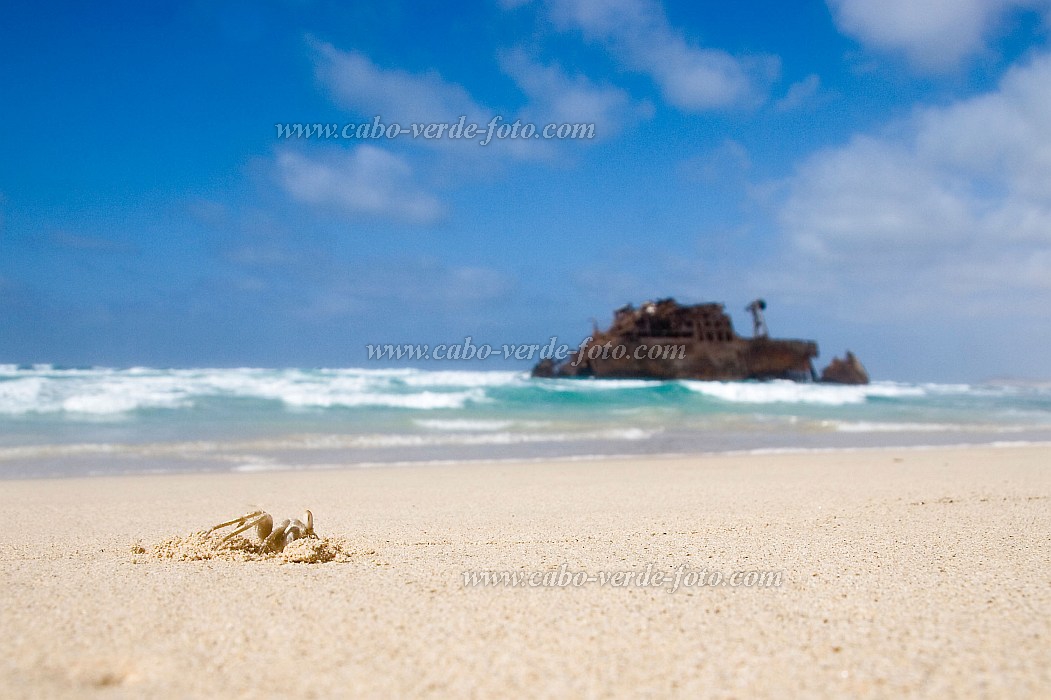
533,336 -> 819,381
532,298 -> 831,382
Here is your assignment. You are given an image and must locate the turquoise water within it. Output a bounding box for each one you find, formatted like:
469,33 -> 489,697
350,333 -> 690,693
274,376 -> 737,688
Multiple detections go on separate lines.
2,365 -> 1050,478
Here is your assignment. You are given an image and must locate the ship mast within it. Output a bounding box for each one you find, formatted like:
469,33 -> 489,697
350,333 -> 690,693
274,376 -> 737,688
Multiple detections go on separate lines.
746,299 -> 768,338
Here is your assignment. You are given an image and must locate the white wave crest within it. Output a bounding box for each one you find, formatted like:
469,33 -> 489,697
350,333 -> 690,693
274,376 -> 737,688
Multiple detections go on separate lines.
0,374 -> 193,415
398,370 -> 526,388
281,389 -> 485,410
535,378 -> 662,392
681,380 -> 925,405
0,367 -> 494,415
415,418 -> 515,431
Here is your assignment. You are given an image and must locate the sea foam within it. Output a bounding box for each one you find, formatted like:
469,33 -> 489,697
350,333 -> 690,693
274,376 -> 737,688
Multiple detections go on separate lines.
680,380 -> 925,405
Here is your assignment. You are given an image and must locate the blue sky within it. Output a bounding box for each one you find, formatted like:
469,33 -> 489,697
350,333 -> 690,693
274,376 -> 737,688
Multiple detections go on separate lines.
2,0 -> 1050,381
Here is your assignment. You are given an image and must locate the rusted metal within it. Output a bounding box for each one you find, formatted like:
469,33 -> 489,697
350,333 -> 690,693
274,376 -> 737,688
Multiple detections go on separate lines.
532,298 -> 827,381
819,351 -> 870,385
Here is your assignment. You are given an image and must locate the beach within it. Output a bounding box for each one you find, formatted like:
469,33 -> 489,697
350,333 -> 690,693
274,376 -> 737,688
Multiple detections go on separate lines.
1,444 -> 1048,698
8,0 -> 1051,697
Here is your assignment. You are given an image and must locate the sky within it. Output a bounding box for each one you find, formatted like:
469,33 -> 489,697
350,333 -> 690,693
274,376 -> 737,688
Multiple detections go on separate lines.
2,0 -> 1050,381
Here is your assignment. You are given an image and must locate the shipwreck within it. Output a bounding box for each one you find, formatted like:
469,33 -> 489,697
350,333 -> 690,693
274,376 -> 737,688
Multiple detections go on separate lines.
531,298 -> 868,384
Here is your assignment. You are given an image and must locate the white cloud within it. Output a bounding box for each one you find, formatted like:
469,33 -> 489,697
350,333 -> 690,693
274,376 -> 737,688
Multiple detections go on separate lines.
678,139 -> 751,183
299,38 -> 652,222
276,146 -> 443,225
310,39 -> 575,161
499,49 -> 647,138
310,39 -> 488,124
773,51 -> 1051,317
827,0 -> 1049,71
775,74 -> 821,112
544,0 -> 779,110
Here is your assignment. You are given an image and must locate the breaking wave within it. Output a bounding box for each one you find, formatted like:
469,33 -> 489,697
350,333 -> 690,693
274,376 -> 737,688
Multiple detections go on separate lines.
1,365 -> 1050,477
0,366 -> 1047,418
0,367 -> 497,415
679,379 -> 926,405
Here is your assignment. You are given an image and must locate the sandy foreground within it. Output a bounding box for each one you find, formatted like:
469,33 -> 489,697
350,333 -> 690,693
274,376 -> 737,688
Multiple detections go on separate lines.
1,445 -> 1049,698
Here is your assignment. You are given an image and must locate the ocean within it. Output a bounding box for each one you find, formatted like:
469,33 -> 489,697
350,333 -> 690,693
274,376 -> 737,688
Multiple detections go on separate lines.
2,364 -> 1050,479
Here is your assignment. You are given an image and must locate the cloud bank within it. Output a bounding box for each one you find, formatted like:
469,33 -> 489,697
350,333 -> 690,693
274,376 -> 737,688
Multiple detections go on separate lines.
538,0 -> 779,110
276,147 -> 443,225
827,0 -> 1049,71
775,51 -> 1051,317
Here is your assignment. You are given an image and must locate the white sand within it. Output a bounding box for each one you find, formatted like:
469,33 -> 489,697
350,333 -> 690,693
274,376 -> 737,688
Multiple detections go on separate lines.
1,445 -> 1049,697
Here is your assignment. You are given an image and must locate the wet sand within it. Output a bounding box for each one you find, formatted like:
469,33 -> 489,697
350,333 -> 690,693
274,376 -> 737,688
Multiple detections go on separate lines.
1,445 -> 1049,697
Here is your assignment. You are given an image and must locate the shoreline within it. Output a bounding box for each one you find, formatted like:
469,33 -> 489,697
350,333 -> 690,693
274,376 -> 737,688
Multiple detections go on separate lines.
2,443 -> 1049,696
3,434 -> 1051,481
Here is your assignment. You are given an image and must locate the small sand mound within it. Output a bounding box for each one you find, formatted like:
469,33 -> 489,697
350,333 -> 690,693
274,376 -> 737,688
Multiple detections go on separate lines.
134,530 -> 354,563
279,537 -> 354,563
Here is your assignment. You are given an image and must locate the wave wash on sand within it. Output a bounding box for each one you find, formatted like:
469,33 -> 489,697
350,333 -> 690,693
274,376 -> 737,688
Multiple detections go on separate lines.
2,366 -> 1051,478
